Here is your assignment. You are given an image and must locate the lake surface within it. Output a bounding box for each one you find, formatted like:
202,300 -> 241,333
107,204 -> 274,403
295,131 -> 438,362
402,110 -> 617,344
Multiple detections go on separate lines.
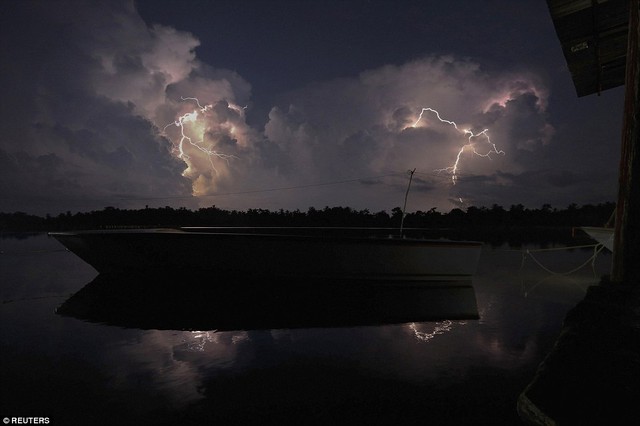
1,233 -> 612,425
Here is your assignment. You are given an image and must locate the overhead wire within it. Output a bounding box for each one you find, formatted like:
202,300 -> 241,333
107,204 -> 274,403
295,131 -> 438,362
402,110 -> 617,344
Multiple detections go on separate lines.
118,172 -> 408,202
2,172 -> 410,206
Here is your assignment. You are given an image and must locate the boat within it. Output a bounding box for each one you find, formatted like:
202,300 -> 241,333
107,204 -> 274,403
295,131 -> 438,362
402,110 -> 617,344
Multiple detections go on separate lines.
579,226 -> 614,252
49,227 -> 483,282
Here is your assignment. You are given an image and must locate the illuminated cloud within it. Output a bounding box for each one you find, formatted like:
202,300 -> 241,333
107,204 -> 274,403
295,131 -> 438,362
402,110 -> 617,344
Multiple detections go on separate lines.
262,56 -> 553,209
0,0 -> 256,212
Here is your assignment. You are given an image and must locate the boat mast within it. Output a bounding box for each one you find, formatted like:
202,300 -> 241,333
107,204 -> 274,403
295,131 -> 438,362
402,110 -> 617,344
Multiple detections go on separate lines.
400,168 -> 416,236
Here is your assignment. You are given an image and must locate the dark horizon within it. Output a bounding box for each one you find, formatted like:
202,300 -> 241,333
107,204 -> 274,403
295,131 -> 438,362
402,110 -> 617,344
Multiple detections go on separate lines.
1,202 -> 616,243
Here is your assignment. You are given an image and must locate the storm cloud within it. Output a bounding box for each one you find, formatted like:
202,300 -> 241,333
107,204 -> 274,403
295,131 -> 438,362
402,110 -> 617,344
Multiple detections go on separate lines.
0,0 -> 620,215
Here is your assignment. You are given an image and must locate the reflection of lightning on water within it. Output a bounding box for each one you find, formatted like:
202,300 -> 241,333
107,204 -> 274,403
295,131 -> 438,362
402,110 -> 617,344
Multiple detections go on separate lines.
409,320 -> 457,342
186,330 -> 218,351
185,330 -> 249,352
163,96 -> 238,174
411,107 -> 505,184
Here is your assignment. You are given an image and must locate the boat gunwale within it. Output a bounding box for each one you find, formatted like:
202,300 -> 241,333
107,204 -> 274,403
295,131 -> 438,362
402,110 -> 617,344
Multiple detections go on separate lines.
49,228 -> 483,248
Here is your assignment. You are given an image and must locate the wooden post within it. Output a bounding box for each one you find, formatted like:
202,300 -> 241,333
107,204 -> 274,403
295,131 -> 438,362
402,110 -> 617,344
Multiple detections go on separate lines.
612,0 -> 640,283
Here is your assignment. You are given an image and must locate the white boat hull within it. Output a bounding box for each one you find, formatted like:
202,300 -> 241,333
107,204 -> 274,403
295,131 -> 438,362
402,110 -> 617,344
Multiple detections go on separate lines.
50,228 -> 483,282
580,226 -> 614,252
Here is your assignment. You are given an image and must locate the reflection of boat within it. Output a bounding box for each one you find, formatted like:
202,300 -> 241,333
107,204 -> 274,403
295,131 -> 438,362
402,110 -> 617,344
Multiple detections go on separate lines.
49,227 -> 482,282
579,226 -> 614,252
55,273 -> 479,331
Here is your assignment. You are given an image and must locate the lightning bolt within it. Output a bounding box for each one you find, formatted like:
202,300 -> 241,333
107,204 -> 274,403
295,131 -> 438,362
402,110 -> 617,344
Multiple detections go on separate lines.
411,107 -> 505,184
163,96 -> 238,175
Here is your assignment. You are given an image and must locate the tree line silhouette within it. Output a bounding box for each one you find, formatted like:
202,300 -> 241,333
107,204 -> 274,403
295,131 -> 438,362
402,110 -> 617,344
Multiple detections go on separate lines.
1,202 -> 615,245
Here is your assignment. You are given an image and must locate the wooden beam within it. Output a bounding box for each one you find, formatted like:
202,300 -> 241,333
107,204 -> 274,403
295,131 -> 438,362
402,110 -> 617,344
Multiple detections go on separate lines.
612,0 -> 640,283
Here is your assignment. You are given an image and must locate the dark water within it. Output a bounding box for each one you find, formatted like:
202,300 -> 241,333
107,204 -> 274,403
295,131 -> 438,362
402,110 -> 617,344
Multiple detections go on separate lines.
1,234 -> 611,425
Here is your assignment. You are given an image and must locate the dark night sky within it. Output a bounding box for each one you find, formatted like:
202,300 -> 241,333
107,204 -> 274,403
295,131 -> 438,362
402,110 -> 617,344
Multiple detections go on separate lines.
0,0 -> 625,215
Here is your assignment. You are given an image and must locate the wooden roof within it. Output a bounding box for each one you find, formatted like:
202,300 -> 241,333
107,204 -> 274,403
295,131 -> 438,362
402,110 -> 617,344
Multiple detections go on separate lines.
546,0 -> 629,96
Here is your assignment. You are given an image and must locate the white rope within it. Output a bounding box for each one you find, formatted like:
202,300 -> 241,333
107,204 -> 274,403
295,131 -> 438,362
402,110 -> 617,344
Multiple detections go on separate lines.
516,244 -> 602,252
0,248 -> 69,255
520,244 -> 606,276
2,295 -> 69,305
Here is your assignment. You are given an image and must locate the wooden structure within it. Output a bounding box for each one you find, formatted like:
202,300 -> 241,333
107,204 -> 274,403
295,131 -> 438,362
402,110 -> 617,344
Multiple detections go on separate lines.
547,0 -> 639,283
